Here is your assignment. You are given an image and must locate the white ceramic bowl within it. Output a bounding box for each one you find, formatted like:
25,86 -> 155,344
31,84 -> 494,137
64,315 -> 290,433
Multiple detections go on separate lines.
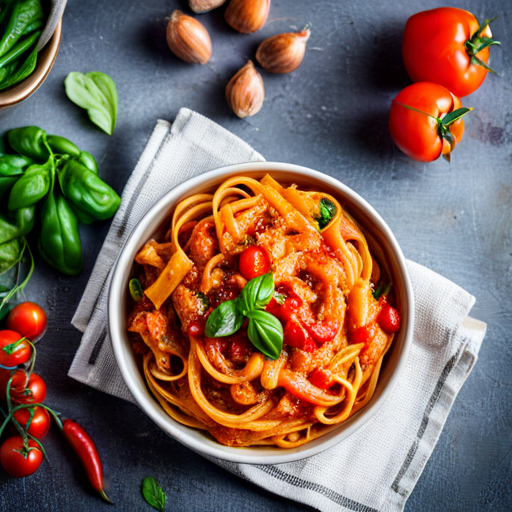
109,162 -> 414,464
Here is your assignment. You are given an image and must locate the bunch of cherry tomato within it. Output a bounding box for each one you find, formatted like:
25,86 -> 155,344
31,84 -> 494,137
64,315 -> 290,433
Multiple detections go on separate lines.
0,302 -> 110,502
389,7 -> 500,162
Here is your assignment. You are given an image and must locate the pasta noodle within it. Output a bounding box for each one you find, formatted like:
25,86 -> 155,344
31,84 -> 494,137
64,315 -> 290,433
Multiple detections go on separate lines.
127,174 -> 399,448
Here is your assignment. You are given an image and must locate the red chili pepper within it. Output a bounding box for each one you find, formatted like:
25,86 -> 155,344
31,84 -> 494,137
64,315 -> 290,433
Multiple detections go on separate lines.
61,419 -> 112,503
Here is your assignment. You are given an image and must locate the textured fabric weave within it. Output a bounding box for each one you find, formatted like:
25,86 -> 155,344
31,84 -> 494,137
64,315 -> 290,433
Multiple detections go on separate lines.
69,108 -> 486,512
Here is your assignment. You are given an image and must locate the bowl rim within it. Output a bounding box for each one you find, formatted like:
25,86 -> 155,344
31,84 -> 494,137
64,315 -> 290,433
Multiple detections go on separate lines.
109,161 -> 414,464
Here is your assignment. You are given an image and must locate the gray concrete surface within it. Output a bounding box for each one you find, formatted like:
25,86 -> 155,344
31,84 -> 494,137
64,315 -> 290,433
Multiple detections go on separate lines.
0,0 -> 510,510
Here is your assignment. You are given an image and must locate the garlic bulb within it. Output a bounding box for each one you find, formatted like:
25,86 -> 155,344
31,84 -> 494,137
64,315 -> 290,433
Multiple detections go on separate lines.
189,0 -> 226,13
224,0 -> 271,34
225,60 -> 265,118
166,10 -> 212,64
256,28 -> 310,73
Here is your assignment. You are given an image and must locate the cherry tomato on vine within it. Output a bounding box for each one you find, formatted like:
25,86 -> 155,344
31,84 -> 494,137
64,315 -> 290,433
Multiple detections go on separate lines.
239,246 -> 271,280
9,371 -> 47,404
389,82 -> 471,162
13,406 -> 51,440
0,436 -> 43,478
6,302 -> 47,342
402,8 -> 500,98
0,330 -> 32,367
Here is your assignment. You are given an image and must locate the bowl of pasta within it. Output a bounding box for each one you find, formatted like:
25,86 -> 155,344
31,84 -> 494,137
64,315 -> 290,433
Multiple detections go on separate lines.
109,162 -> 414,464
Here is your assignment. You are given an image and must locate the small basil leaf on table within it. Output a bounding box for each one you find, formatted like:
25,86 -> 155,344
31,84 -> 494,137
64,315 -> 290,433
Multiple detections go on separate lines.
46,134 -> 81,158
76,151 -> 99,174
7,161 -> 51,210
142,477 -> 166,512
205,299 -> 244,338
238,272 -> 274,313
246,309 -> 283,360
64,71 -> 118,135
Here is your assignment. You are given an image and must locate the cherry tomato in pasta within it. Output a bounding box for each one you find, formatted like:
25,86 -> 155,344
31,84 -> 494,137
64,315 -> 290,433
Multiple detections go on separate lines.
280,297 -> 302,323
309,368 -> 335,390
265,298 -> 283,320
188,321 -> 204,338
0,330 -> 32,367
13,406 -> 50,439
306,320 -> 339,345
6,302 -> 47,342
378,305 -> 401,334
350,324 -> 376,346
284,320 -> 317,352
239,246 -> 270,280
0,436 -> 43,478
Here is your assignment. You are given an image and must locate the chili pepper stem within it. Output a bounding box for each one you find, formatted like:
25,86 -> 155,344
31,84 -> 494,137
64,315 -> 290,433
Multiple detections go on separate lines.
99,489 -> 114,504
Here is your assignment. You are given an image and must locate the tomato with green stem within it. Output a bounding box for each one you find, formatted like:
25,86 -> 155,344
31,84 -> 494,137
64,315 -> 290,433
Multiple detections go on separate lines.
0,330 -> 32,367
9,371 -> 46,404
6,302 -> 47,342
13,406 -> 50,439
402,8 -> 500,98
0,436 -> 43,478
389,82 -> 472,162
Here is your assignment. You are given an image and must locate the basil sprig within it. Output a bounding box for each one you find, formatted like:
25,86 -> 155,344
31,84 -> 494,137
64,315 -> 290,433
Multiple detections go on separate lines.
316,197 -> 336,230
204,273 -> 283,359
142,477 -> 166,512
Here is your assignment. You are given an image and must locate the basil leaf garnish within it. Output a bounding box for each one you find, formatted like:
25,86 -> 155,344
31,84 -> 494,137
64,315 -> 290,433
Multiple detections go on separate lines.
246,309 -> 283,360
316,197 -> 336,230
205,299 -> 244,337
64,71 -> 118,135
238,272 -> 274,313
141,477 -> 166,512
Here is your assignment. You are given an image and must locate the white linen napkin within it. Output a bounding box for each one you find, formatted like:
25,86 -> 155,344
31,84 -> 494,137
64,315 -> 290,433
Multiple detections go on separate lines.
69,108 -> 486,512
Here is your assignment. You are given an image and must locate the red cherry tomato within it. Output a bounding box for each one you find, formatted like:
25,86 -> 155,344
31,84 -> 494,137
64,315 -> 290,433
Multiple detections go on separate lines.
378,305 -> 401,334
0,436 -> 43,478
9,371 -> 47,404
13,406 -> 50,440
0,330 -> 32,367
306,320 -> 339,345
389,82 -> 466,162
284,320 -> 317,352
310,368 -> 335,390
350,324 -> 376,346
239,246 -> 270,280
402,8 -> 497,98
187,321 -> 204,338
265,298 -> 282,319
6,302 -> 47,342
280,297 -> 302,323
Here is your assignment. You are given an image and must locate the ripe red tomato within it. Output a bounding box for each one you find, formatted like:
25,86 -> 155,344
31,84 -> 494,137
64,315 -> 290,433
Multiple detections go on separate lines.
378,305 -> 401,334
239,246 -> 270,280
0,436 -> 43,478
310,368 -> 335,390
187,321 -> 204,338
284,320 -> 317,352
0,330 -> 32,367
13,406 -> 51,440
6,302 -> 47,342
402,8 -> 497,98
350,324 -> 376,346
389,82 -> 466,162
9,371 -> 47,404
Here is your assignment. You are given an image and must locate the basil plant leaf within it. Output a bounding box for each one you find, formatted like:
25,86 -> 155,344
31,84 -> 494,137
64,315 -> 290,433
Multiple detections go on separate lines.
141,477 -> 166,512
64,71 -> 118,135
239,273 -> 274,314
0,238 -> 21,274
317,197 -> 337,230
205,299 -> 244,338
246,309 -> 283,360
7,163 -> 51,211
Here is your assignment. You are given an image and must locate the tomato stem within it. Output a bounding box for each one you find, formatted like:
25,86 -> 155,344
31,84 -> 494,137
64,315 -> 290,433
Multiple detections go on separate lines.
465,16 -> 500,74
392,101 -> 440,122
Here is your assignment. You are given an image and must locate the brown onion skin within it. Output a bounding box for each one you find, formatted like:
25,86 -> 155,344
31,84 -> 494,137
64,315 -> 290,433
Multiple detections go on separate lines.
225,60 -> 265,118
224,0 -> 271,34
189,0 -> 226,13
166,10 -> 212,64
256,28 -> 310,73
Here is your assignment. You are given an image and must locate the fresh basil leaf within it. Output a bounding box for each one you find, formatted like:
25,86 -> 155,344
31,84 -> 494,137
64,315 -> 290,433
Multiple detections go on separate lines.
64,71 -> 118,135
7,163 -> 51,211
129,278 -> 143,302
0,154 -> 33,177
205,299 -> 244,338
142,477 -> 166,512
246,309 -> 283,360
316,198 -> 336,230
0,238 -> 21,274
372,282 -> 392,300
273,291 -> 286,305
441,107 -> 473,127
0,37 -> 39,91
239,273 -> 274,313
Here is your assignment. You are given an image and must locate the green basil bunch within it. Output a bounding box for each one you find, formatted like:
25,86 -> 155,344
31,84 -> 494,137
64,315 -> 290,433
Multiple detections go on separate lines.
0,0 -> 44,91
0,126 -> 121,276
205,273 -> 284,360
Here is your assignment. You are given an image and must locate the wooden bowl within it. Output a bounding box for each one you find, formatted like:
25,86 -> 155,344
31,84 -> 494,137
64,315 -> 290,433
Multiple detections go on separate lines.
0,18 -> 62,111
